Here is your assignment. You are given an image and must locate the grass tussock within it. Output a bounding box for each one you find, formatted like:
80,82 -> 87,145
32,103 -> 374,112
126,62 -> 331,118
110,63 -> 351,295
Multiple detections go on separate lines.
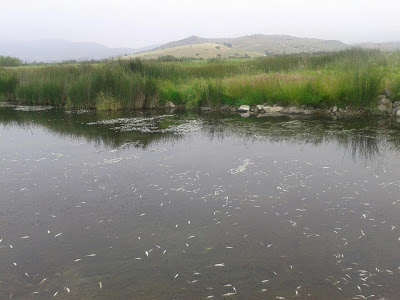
0,49 -> 399,109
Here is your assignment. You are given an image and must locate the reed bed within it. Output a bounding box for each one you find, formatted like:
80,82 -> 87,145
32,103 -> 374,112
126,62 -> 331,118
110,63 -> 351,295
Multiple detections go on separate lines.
1,49 -> 399,110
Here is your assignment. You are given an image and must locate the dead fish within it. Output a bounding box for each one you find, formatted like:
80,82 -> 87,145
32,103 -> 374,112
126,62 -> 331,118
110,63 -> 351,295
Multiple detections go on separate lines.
261,280 -> 269,283
54,291 -> 59,297
214,263 -> 225,267
188,280 -> 199,284
188,235 -> 195,239
54,233 -> 62,238
162,250 -> 167,255
86,254 -> 96,257
225,246 -> 233,249
39,278 -> 47,284
145,251 -> 149,257
222,292 -> 236,297
134,258 -> 142,260
74,259 -> 82,262
174,274 -> 179,280
20,236 -> 30,239
64,287 -> 70,293
99,282 -> 102,289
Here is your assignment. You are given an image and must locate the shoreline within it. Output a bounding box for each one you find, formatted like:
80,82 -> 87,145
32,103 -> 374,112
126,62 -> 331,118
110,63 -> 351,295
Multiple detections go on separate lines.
2,99 -> 400,120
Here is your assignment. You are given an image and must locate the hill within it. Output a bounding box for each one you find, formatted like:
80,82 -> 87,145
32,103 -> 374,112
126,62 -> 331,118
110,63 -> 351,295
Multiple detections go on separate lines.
155,34 -> 349,55
0,39 -> 159,63
124,43 -> 263,60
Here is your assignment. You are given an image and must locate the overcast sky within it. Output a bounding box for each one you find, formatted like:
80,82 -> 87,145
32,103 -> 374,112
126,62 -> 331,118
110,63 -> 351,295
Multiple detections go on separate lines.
1,0 -> 400,48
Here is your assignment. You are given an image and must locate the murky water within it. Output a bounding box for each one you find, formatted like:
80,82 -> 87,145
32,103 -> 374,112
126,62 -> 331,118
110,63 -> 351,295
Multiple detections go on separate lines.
1,104 -> 400,299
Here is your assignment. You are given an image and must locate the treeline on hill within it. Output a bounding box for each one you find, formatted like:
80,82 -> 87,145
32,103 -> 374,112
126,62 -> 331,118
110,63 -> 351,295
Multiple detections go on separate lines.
1,49 -> 400,110
0,56 -> 22,67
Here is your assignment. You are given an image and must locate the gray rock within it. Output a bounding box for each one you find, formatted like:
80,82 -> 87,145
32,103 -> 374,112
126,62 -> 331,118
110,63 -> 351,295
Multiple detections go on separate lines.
200,107 -> 212,111
396,109 -> 400,117
393,101 -> 400,110
240,111 -> 251,118
165,101 -> 175,109
253,106 -> 259,114
238,105 -> 250,112
256,105 -> 264,111
377,95 -> 392,113
264,106 -> 284,113
331,106 -> 338,113
285,106 -> 304,114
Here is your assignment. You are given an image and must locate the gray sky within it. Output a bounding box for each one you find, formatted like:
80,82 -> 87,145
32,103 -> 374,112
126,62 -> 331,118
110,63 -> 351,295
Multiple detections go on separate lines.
2,0 -> 400,48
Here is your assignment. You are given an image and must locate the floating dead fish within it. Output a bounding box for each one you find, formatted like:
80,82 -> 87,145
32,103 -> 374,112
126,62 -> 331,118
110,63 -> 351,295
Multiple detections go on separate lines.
86,254 -> 96,257
174,274 -> 179,280
20,236 -> 30,239
54,233 -> 62,238
39,278 -> 47,284
74,259 -> 82,262
222,292 -> 236,297
99,282 -> 102,289
214,263 -> 225,267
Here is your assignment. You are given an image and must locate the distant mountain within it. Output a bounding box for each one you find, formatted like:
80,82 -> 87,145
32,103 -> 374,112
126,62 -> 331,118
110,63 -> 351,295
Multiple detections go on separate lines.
0,39 -> 160,63
155,34 -> 349,55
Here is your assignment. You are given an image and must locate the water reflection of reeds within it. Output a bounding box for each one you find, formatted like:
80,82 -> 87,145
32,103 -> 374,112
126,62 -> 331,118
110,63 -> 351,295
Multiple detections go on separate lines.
1,108 -> 400,163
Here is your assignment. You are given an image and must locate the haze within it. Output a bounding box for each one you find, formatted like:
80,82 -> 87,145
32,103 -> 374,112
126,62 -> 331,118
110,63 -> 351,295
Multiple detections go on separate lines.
1,0 -> 400,48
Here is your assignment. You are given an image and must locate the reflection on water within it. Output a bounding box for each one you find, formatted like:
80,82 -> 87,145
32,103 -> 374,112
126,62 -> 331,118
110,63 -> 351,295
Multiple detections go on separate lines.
1,105 -> 400,299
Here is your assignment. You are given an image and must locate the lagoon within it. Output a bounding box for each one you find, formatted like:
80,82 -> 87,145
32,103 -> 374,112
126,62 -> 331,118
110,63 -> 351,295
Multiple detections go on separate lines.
1,104 -> 400,299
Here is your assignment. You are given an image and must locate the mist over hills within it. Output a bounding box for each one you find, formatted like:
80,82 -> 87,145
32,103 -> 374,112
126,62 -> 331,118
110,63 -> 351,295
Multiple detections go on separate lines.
1,35 -> 400,63
0,39 -> 159,63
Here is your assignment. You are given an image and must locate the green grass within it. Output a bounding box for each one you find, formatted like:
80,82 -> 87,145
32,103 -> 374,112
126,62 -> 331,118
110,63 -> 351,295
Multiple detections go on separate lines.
1,49 -> 399,110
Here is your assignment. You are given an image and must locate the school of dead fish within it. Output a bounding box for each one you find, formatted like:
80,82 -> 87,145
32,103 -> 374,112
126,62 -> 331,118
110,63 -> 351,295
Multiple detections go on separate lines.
1,111 -> 400,299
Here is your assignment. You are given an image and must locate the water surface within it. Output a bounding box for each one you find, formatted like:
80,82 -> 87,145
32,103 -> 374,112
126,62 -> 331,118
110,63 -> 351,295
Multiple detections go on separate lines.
1,105 -> 400,299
